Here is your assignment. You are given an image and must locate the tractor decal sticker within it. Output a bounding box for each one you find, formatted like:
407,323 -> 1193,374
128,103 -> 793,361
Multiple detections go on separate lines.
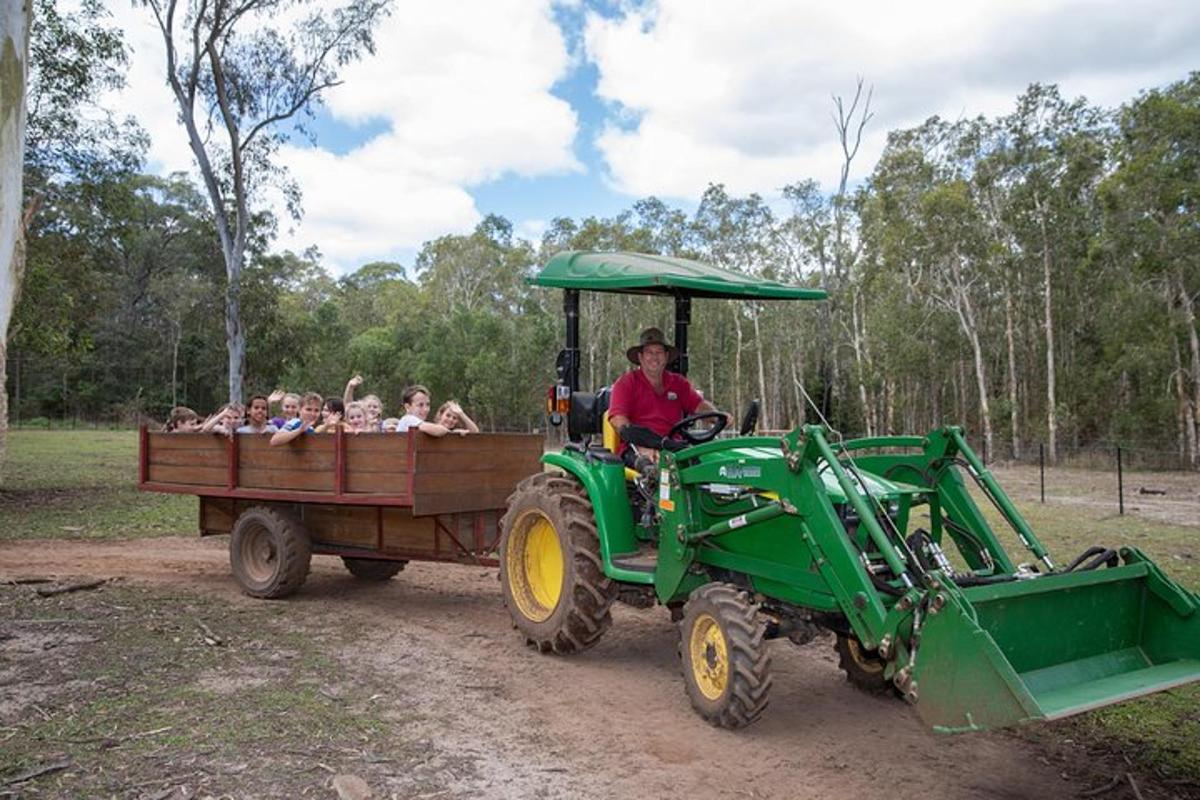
729,514 -> 748,529
719,464 -> 762,480
659,471 -> 675,511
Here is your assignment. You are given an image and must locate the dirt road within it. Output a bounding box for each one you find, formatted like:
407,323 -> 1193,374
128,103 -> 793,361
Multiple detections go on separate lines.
0,536 -> 1134,800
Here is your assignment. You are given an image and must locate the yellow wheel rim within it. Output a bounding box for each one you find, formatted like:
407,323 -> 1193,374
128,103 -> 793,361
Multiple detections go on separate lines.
507,510 -> 564,623
847,637 -> 884,676
689,613 -> 729,701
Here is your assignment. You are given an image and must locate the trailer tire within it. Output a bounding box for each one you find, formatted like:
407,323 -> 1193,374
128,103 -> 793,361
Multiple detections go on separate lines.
342,557 -> 406,581
499,472 -> 616,655
679,583 -> 772,729
835,633 -> 892,695
229,506 -> 311,599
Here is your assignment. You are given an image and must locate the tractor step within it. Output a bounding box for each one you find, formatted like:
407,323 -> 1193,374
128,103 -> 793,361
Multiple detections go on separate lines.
611,549 -> 658,573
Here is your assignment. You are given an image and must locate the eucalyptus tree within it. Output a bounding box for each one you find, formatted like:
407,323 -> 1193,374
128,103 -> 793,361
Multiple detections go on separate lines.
0,0 -> 31,474
1102,74 -> 1200,467
141,0 -> 390,403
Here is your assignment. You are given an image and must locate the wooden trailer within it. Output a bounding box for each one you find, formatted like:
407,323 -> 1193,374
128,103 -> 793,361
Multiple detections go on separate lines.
137,428 -> 544,597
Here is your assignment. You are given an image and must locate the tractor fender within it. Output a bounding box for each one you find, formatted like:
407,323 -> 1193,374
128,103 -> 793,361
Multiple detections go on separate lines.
541,452 -> 640,575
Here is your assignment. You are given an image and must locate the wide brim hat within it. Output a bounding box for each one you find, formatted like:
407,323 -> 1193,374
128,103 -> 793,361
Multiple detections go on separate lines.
626,327 -> 677,365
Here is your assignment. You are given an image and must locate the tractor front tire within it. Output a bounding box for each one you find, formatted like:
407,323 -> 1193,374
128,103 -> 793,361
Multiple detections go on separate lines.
679,583 -> 772,729
229,506 -> 311,599
342,557 -> 406,581
499,473 -> 616,654
834,633 -> 892,695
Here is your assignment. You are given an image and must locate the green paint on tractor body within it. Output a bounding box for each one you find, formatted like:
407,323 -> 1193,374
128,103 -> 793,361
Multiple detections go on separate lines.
528,251 -> 1200,733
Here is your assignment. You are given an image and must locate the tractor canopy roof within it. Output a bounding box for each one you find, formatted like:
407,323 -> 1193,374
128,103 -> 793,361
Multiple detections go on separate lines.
531,250 -> 827,301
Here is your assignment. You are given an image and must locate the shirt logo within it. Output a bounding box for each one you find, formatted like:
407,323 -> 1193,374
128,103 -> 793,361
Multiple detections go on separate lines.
667,391 -> 678,401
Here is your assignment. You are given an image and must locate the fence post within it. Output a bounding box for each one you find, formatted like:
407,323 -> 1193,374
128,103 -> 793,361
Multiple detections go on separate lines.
1117,445 -> 1124,516
1039,443 -> 1045,504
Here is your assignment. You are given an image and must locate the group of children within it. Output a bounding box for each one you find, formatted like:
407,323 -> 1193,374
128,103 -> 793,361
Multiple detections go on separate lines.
162,377 -> 478,445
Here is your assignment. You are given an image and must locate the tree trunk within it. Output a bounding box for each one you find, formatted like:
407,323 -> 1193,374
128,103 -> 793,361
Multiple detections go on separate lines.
1037,199 -> 1058,464
849,290 -> 875,437
0,0 -> 31,480
223,243 -> 245,402
1005,290 -> 1020,460
1177,268 -> 1200,469
733,307 -> 743,417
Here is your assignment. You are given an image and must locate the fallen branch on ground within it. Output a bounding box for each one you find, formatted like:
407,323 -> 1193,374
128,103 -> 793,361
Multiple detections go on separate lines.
2,759 -> 71,786
36,578 -> 107,598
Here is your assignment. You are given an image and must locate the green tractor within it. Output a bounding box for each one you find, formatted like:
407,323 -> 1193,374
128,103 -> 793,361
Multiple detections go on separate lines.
499,251 -> 1200,732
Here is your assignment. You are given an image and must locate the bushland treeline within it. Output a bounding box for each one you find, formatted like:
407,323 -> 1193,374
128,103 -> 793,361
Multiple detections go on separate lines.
12,71 -> 1200,467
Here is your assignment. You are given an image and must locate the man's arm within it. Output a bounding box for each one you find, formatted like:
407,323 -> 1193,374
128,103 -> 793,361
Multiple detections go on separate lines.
695,398 -> 735,429
610,414 -> 685,453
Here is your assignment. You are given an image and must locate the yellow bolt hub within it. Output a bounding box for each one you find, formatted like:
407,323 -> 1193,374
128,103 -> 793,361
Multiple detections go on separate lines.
507,511 -> 564,623
689,613 -> 729,700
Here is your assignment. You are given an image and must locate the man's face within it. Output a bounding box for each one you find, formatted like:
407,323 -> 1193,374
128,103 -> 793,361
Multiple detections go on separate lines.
638,343 -> 669,377
249,399 -> 269,425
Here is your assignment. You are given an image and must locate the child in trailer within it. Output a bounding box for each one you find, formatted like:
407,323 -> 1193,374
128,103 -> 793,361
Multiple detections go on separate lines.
164,406 -> 202,432
201,402 -> 244,437
315,397 -> 349,434
270,393 -> 323,446
268,390 -> 301,429
345,401 -> 370,434
343,374 -> 384,431
395,385 -> 467,437
434,400 -> 479,434
237,395 -> 279,434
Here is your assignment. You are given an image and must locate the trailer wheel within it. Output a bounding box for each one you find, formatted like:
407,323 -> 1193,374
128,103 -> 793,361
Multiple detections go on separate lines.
835,633 -> 892,695
229,506 -> 311,599
679,583 -> 772,729
342,557 -> 406,581
499,472 -> 616,654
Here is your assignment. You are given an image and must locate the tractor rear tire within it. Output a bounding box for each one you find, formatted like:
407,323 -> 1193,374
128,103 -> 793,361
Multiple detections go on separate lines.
834,633 -> 892,695
679,583 -> 772,729
229,506 -> 311,599
499,472 -> 617,655
342,557 -> 406,581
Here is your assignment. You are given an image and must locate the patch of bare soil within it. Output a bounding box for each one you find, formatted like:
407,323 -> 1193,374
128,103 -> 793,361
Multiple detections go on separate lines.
1,537 -> 1196,800
992,464 -> 1200,528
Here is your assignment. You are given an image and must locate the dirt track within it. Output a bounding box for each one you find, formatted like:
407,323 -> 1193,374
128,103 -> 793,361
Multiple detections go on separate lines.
0,536 -> 1122,800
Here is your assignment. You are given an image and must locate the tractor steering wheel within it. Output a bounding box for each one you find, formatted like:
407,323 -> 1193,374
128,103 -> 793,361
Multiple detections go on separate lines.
667,411 -> 728,446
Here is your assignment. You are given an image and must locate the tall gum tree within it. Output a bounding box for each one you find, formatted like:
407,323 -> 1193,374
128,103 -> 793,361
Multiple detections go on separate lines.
0,0 -> 31,478
142,0 -> 390,402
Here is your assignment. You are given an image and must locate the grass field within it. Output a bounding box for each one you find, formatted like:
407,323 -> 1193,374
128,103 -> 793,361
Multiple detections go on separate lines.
1,431 -> 193,540
2,430 -> 1198,786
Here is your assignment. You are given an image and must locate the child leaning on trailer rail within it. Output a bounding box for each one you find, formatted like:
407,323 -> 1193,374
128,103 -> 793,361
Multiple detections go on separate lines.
270,393 -> 322,446
237,395 -> 279,434
395,385 -> 467,437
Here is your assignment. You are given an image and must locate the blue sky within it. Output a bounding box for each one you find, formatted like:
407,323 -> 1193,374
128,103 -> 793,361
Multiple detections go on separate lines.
113,0 -> 1200,274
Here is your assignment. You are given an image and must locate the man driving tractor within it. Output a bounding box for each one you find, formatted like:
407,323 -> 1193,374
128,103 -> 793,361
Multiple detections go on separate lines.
608,327 -> 733,466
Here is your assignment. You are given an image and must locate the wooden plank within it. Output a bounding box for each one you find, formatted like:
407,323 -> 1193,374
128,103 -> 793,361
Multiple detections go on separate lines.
414,447 -> 543,474
239,467 -> 334,492
301,505 -> 378,549
413,470 -> 528,494
238,446 -> 336,471
146,433 -> 230,451
342,434 -> 411,452
200,497 -> 236,533
150,448 -> 229,468
413,488 -> 512,517
345,471 -> 408,494
410,432 -> 542,453
381,507 -> 438,553
239,435 -> 334,455
148,463 -> 227,486
344,448 -> 410,474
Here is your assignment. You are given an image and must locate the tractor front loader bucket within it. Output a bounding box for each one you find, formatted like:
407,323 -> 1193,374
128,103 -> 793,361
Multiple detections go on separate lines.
911,550 -> 1200,733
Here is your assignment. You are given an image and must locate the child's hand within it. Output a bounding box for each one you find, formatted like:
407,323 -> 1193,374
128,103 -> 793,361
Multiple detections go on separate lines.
327,412 -> 342,426
268,389 -> 285,404
348,375 -> 363,388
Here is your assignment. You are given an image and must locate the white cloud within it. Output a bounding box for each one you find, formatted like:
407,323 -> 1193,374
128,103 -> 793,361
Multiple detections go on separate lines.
584,0 -> 1200,199
111,0 -> 580,272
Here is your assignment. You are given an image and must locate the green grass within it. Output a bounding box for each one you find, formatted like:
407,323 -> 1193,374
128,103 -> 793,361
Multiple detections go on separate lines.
1,430 -> 193,539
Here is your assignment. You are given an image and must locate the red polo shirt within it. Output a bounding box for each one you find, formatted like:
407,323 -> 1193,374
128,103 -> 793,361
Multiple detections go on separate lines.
608,368 -> 703,452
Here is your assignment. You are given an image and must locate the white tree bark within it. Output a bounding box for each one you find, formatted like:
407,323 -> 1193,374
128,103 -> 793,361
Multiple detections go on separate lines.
1036,196 -> 1058,463
1177,268 -> 1200,469
0,0 -> 31,480
1005,289 -> 1021,460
